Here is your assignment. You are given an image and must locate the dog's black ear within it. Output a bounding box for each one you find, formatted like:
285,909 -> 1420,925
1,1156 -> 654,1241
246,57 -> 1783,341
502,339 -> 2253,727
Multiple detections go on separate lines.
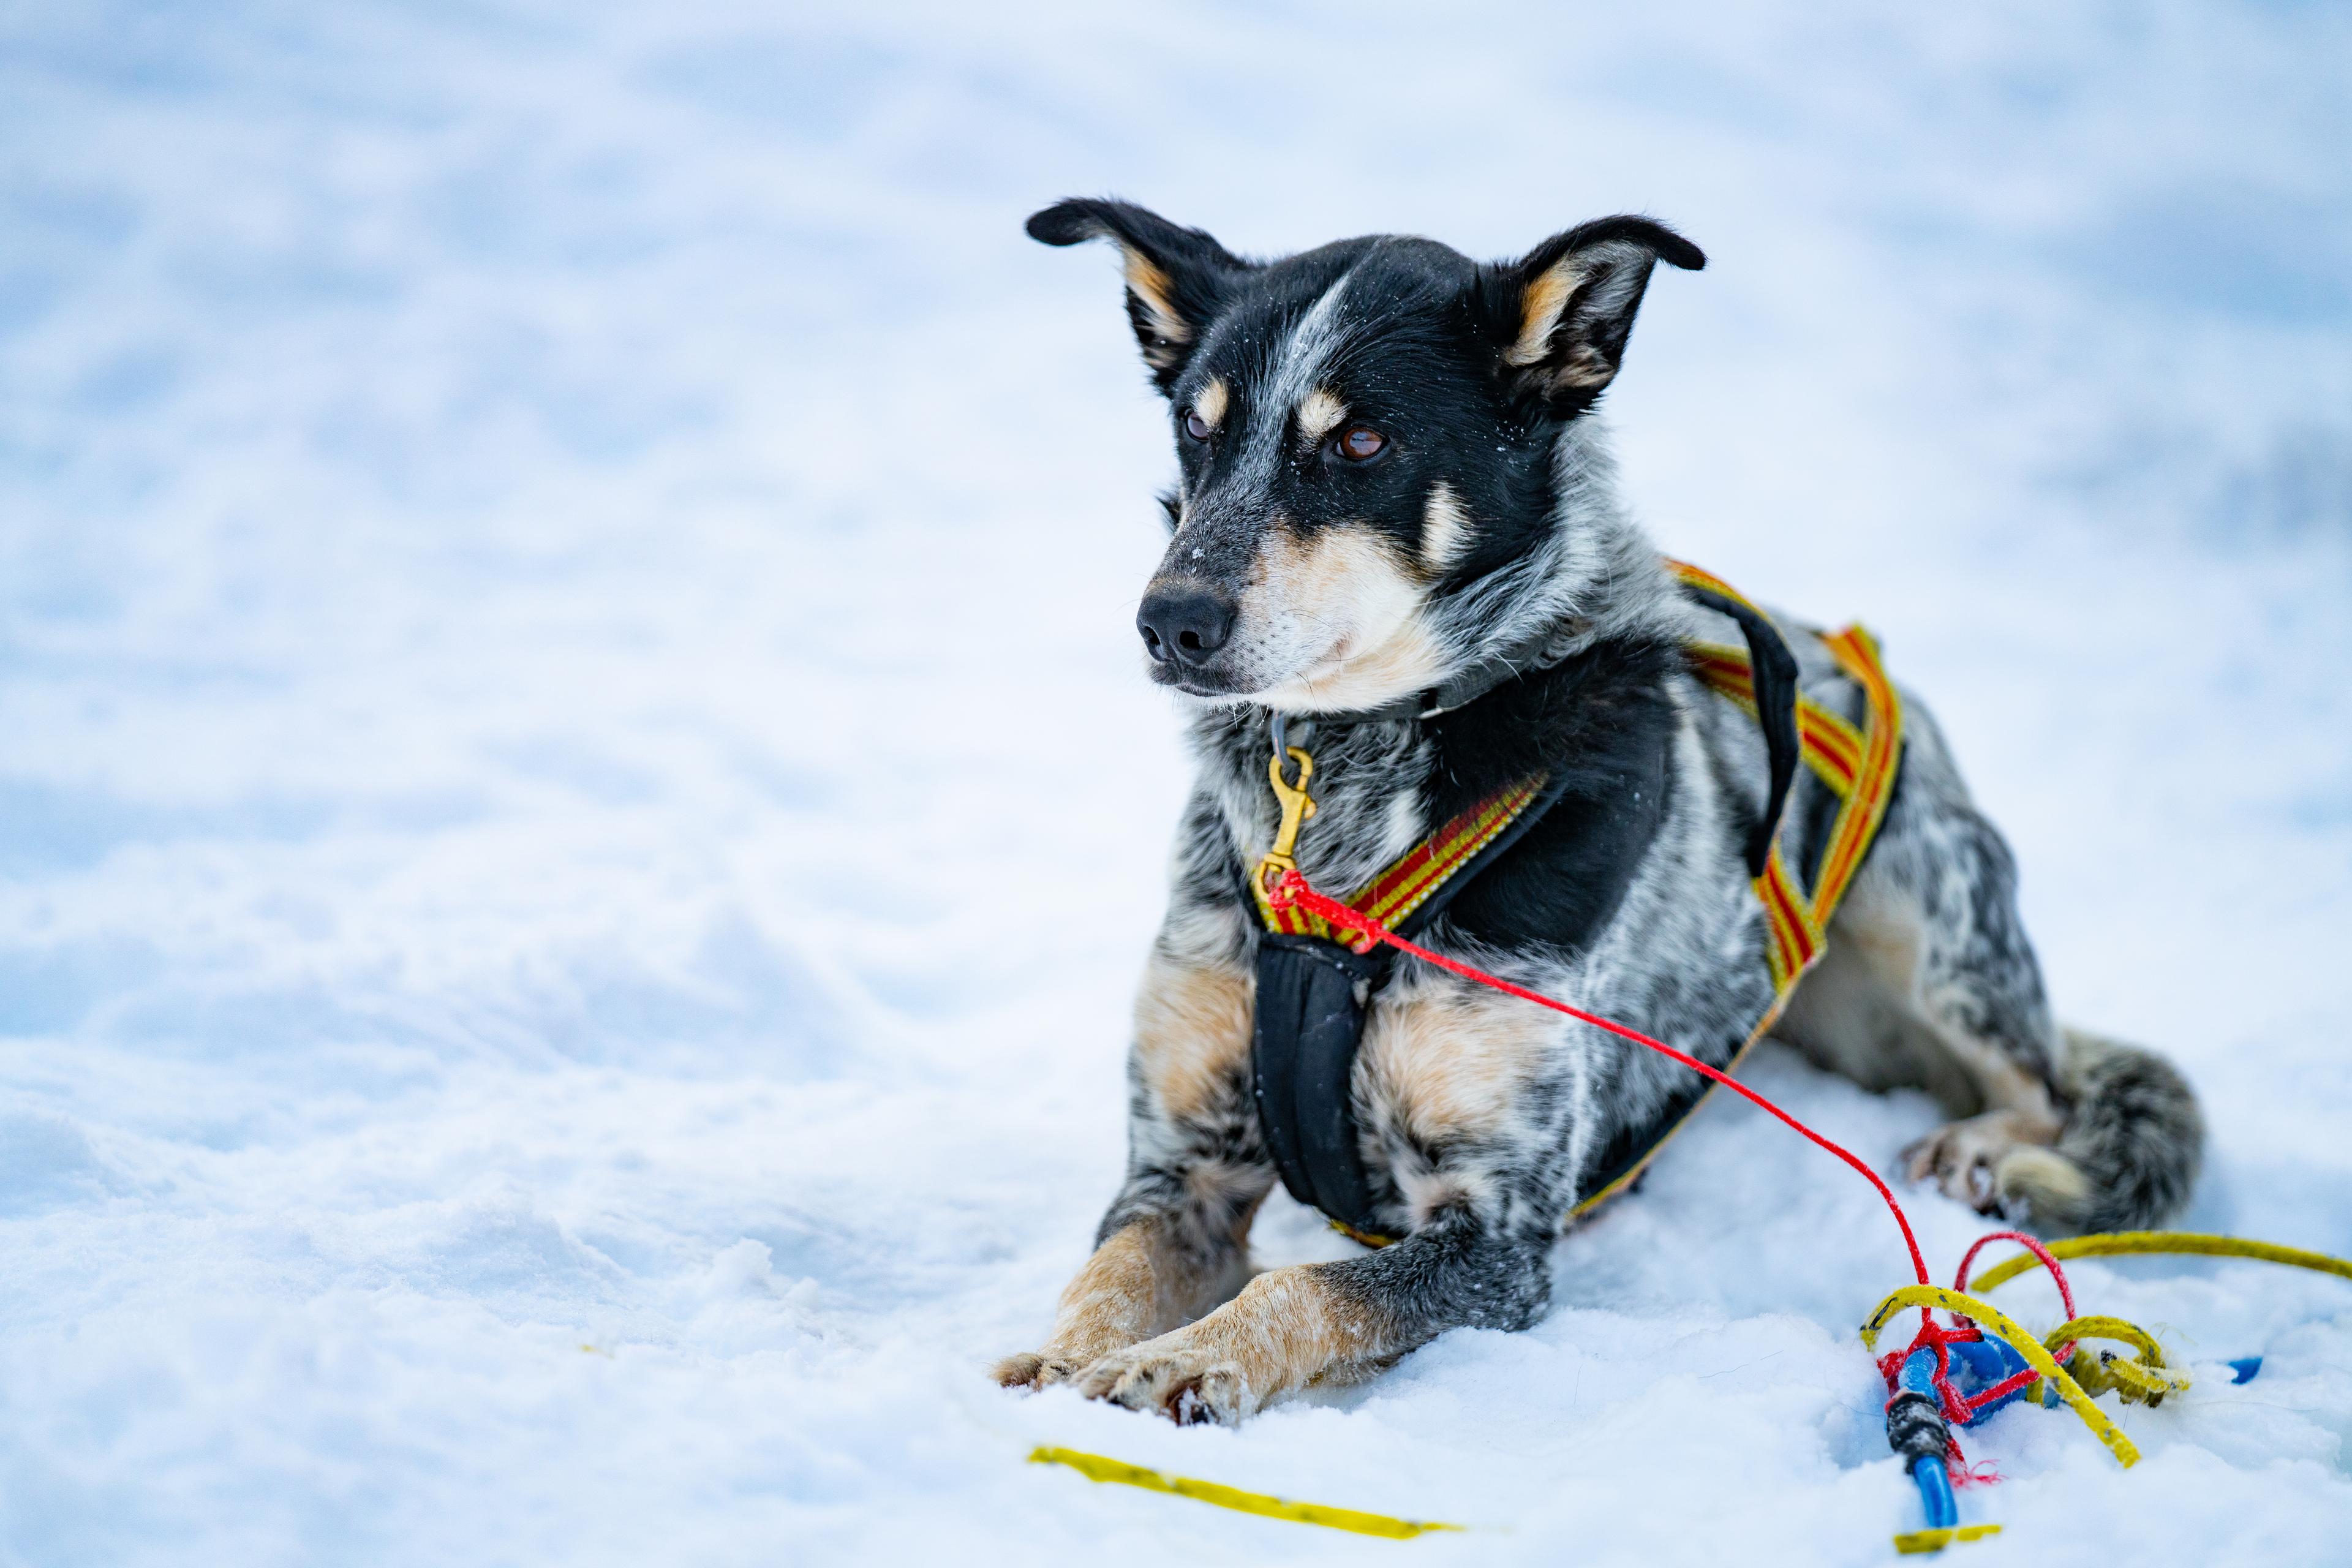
1482,217 -> 1704,412
1027,198 -> 1251,393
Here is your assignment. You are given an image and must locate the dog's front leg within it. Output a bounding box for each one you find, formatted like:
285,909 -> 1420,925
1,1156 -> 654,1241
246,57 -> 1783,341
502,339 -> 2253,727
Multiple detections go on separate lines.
990,1184 -> 1262,1392
1074,1207 -> 1550,1424
993,944 -> 1273,1391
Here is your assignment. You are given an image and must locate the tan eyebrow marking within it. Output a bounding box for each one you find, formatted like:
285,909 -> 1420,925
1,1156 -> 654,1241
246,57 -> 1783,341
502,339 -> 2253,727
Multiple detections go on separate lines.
1193,376 -> 1229,430
1295,388 -> 1348,447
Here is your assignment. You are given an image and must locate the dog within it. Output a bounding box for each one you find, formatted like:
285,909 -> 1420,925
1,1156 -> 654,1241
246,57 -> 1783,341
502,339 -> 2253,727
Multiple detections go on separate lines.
991,199 -> 2203,1427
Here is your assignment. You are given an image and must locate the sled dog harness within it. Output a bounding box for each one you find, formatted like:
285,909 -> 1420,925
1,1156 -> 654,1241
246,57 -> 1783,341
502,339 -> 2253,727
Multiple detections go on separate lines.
1245,559 -> 1905,1244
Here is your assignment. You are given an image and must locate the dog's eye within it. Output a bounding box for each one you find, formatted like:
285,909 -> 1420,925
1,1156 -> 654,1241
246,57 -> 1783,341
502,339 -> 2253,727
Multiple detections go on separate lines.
1334,425 -> 1387,462
1183,410 -> 1212,442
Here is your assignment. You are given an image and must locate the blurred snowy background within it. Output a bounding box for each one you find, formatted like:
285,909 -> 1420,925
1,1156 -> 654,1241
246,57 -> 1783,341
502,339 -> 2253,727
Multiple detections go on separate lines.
2,4 -> 2348,1564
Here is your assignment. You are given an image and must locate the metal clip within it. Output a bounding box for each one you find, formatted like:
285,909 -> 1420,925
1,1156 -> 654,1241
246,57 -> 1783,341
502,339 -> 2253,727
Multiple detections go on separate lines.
1256,744 -> 1317,897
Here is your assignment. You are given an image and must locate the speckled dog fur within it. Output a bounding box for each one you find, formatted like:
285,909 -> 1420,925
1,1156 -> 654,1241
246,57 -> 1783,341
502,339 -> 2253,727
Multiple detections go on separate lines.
993,201 -> 2203,1425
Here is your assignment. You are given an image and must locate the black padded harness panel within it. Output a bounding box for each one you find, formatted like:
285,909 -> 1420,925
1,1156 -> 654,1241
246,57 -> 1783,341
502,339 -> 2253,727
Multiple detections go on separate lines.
1246,592 -> 1807,1237
1251,933 -> 1390,1224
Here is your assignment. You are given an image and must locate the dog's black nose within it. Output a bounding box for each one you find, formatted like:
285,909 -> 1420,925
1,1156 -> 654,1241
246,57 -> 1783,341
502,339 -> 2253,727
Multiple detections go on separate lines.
1136,587 -> 1236,666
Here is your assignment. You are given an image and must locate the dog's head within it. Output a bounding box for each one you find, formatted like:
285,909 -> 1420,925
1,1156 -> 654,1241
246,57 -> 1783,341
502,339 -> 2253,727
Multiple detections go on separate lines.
1029,200 -> 1703,712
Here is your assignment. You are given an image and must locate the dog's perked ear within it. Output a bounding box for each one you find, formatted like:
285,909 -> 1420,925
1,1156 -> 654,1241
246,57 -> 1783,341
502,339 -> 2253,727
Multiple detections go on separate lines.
1026,198 -> 1253,393
1481,216 -> 1705,413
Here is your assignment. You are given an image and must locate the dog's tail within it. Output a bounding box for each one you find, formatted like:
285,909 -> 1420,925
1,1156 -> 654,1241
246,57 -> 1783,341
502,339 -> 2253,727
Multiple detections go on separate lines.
1997,1027 -> 2204,1236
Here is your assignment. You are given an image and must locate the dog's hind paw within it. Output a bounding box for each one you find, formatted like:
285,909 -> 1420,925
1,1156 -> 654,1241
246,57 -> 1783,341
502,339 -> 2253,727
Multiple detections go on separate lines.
1072,1338 -> 1253,1425
1901,1110 -> 2055,1219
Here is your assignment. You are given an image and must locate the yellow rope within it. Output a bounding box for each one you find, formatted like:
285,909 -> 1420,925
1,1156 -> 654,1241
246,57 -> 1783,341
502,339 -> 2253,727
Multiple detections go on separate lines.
2043,1316 -> 2190,1403
1969,1231 -> 2352,1293
1948,1231 -> 2352,1421
1859,1284 -> 2140,1467
1026,1446 -> 1465,1539
1894,1523 -> 2003,1555
1031,1235 -> 2352,1540
2043,1314 -> 2164,1364
1863,1234 -> 2352,1478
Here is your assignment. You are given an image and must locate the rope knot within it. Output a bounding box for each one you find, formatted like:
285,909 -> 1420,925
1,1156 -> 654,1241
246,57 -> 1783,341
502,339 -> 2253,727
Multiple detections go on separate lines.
1268,872 -> 1387,953
1265,868 -> 1309,910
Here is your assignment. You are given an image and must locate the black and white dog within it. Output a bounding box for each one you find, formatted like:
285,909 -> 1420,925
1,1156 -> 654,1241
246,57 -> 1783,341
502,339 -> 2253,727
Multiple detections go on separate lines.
992,200 -> 2202,1425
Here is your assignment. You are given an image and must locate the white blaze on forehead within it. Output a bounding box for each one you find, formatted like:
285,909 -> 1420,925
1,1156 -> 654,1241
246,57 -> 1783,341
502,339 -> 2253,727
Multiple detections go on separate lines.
1192,375 -> 1229,430
1420,481 -> 1472,573
1269,261 -> 1360,401
1232,258 -> 1366,492
1295,388 -> 1347,447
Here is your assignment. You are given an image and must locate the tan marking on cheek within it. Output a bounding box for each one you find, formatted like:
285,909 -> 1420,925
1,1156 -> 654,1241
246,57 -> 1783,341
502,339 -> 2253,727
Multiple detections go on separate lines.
1193,376 -> 1229,430
1260,524 -> 1422,648
1122,249 -> 1191,362
1133,953 -> 1254,1124
1505,259 -> 1584,368
1362,980 -> 1557,1140
1298,615 -> 1443,711
1252,522 -> 1446,710
1295,387 -> 1348,447
1420,481 -> 1472,574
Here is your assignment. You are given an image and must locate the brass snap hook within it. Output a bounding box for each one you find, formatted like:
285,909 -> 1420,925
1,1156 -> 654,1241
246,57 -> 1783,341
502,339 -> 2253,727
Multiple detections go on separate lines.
1257,711 -> 1318,899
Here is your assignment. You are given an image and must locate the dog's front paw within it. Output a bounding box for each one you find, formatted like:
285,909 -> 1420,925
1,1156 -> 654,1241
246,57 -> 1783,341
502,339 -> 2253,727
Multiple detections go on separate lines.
990,1349 -> 1088,1391
1073,1337 -> 1253,1425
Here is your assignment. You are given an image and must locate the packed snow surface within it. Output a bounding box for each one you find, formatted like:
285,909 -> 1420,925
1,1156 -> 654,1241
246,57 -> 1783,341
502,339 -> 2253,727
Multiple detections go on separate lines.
4,5 -> 2351,1564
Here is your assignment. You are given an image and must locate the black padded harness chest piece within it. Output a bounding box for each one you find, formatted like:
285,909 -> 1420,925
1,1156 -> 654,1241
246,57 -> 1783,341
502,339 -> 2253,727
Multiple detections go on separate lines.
1246,582 -> 1807,1239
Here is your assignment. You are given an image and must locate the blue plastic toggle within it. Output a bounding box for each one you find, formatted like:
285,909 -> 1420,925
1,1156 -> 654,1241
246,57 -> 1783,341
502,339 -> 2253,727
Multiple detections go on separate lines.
1901,1333 -> 2042,1427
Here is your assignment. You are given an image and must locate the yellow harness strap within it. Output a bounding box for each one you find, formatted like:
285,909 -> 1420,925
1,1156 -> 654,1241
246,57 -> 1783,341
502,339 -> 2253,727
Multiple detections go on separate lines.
1250,775 -> 1546,948
1570,565 -> 1905,1218
1668,559 -> 1905,993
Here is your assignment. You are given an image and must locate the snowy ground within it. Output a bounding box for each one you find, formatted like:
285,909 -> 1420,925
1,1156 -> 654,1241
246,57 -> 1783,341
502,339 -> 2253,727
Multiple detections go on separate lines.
4,4 -> 2351,1564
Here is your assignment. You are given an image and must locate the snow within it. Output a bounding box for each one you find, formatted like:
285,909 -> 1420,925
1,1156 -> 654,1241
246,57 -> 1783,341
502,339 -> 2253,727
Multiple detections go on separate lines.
4,3 -> 2350,1564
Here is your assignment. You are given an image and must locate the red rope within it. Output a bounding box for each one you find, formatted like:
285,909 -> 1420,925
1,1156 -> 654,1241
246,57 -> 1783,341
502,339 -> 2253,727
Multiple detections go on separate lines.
1956,1230 -> 2075,1317
1268,870 -> 1931,1287
1954,1229 -> 2079,1373
1268,868 -> 2089,1474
